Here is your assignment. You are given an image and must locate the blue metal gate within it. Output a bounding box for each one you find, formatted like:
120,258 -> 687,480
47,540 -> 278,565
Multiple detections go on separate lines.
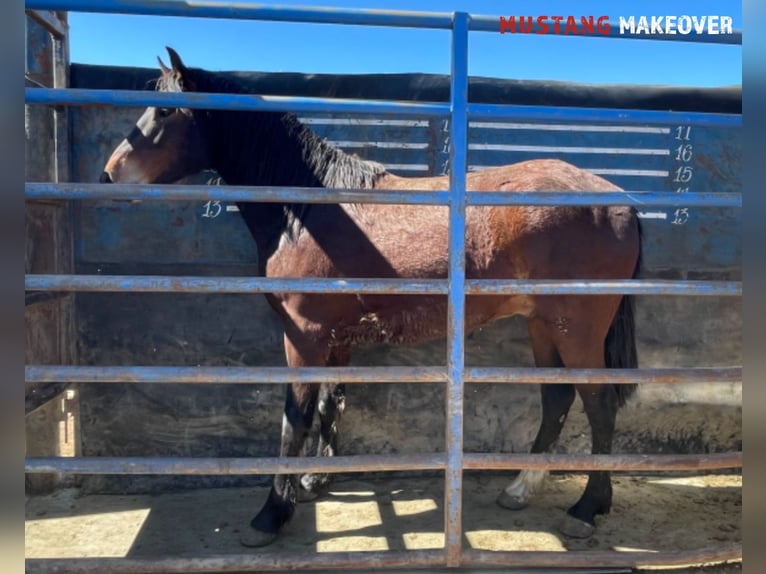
25,2 -> 742,572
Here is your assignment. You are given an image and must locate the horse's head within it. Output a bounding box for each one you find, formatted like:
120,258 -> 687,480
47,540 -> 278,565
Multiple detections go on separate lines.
100,47 -> 210,185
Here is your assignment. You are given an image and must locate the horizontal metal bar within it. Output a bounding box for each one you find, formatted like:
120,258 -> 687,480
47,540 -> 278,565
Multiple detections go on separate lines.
464,279 -> 742,296
23,1 -> 743,47
25,89 -> 742,129
24,544 -> 742,574
465,366 -> 741,385
25,550 -> 446,574
25,0 -> 458,29
26,8 -> 67,37
25,450 -> 741,476
463,452 -> 742,471
24,275 -> 449,294
25,365 -> 447,384
24,88 -> 450,117
25,182 -> 450,205
462,544 -> 742,569
469,15 -> 742,45
25,275 -> 742,297
468,102 -> 742,128
467,191 -> 742,208
25,365 -> 740,386
25,454 -> 447,475
25,183 -> 742,209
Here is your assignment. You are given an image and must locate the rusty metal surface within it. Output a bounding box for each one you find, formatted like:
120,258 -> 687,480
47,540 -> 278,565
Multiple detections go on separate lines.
23,544 -> 742,573
25,274 -> 743,296
25,450 -> 741,476
24,365 -> 741,385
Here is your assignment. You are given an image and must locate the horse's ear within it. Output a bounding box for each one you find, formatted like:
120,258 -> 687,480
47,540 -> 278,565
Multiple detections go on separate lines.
157,56 -> 171,75
165,46 -> 196,90
166,47 -> 186,74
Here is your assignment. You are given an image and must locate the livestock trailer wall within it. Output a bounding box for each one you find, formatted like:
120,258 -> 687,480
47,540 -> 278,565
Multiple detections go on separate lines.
52,64 -> 742,493
25,10 -> 78,494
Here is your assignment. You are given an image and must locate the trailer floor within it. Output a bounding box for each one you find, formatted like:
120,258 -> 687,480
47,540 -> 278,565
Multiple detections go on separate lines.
26,473 -> 740,572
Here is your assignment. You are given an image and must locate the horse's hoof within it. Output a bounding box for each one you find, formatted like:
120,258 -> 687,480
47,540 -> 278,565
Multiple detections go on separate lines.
239,527 -> 279,548
496,489 -> 528,511
558,514 -> 596,539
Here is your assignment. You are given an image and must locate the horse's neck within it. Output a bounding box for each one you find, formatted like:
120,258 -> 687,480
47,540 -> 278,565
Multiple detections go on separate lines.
199,90 -> 385,267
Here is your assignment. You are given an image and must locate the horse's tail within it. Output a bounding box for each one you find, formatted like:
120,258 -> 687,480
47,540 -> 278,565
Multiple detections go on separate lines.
604,216 -> 641,407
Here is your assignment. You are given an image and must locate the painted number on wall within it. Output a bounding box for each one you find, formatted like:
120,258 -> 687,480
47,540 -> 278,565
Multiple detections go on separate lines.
671,126 -> 693,225
201,200 -> 223,219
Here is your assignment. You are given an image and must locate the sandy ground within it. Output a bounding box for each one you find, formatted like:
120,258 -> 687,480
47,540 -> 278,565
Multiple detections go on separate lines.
26,472 -> 740,572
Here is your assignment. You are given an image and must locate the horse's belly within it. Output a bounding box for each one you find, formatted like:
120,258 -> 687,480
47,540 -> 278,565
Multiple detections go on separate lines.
327,294 -> 534,348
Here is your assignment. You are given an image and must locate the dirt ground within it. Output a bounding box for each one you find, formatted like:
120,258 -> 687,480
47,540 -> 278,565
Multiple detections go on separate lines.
25,472 -> 740,572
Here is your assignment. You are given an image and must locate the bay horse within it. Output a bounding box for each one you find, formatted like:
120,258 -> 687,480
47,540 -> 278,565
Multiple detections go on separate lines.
100,48 -> 641,547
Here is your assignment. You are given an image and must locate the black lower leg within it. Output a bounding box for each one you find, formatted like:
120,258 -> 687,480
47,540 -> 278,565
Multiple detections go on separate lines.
530,384 -> 576,454
568,386 -> 618,525
301,383 -> 345,497
249,383 -> 317,539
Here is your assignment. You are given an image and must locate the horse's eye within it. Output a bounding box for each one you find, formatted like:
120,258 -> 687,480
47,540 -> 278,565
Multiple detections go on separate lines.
157,107 -> 173,118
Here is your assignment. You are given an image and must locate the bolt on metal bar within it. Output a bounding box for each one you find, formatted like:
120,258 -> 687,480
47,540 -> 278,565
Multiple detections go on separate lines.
24,182 -> 742,208
444,12 -> 469,567
25,274 -> 742,296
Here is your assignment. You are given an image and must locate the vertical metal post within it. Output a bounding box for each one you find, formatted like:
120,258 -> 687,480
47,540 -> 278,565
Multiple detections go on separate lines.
445,10 -> 469,568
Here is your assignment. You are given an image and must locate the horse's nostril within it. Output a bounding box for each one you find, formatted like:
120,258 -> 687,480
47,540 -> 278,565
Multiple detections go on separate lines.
99,171 -> 113,184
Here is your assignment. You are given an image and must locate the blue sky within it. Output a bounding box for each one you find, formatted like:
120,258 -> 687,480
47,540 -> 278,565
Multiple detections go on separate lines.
67,1 -> 742,87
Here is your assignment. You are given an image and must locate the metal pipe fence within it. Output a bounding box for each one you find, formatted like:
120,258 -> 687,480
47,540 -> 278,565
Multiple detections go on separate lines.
25,2 -> 742,571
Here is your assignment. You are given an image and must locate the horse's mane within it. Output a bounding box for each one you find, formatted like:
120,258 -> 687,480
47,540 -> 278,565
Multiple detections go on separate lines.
155,67 -> 387,190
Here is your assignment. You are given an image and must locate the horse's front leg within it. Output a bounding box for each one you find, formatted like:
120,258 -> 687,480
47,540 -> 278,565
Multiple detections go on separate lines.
240,333 -> 326,547
299,346 -> 349,501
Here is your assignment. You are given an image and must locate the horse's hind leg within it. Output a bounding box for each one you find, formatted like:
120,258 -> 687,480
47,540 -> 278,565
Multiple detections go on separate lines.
561,382 -> 619,538
299,346 -> 349,501
497,317 -> 576,510
542,296 -> 623,539
241,334 -> 324,548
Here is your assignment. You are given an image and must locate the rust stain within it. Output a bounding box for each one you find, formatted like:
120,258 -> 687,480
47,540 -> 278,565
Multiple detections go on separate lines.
695,153 -> 738,185
170,216 -> 185,228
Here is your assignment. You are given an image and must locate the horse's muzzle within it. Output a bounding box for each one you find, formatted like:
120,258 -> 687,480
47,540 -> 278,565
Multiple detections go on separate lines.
99,171 -> 113,184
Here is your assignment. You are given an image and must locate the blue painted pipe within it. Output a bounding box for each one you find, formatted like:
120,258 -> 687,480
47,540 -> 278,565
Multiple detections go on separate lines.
24,365 -> 741,385
24,1 -> 742,46
445,12 -> 469,565
24,183 -> 743,208
24,274 -> 742,296
25,182 -> 452,205
25,88 -> 742,128
467,103 -> 742,128
24,88 -> 450,117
